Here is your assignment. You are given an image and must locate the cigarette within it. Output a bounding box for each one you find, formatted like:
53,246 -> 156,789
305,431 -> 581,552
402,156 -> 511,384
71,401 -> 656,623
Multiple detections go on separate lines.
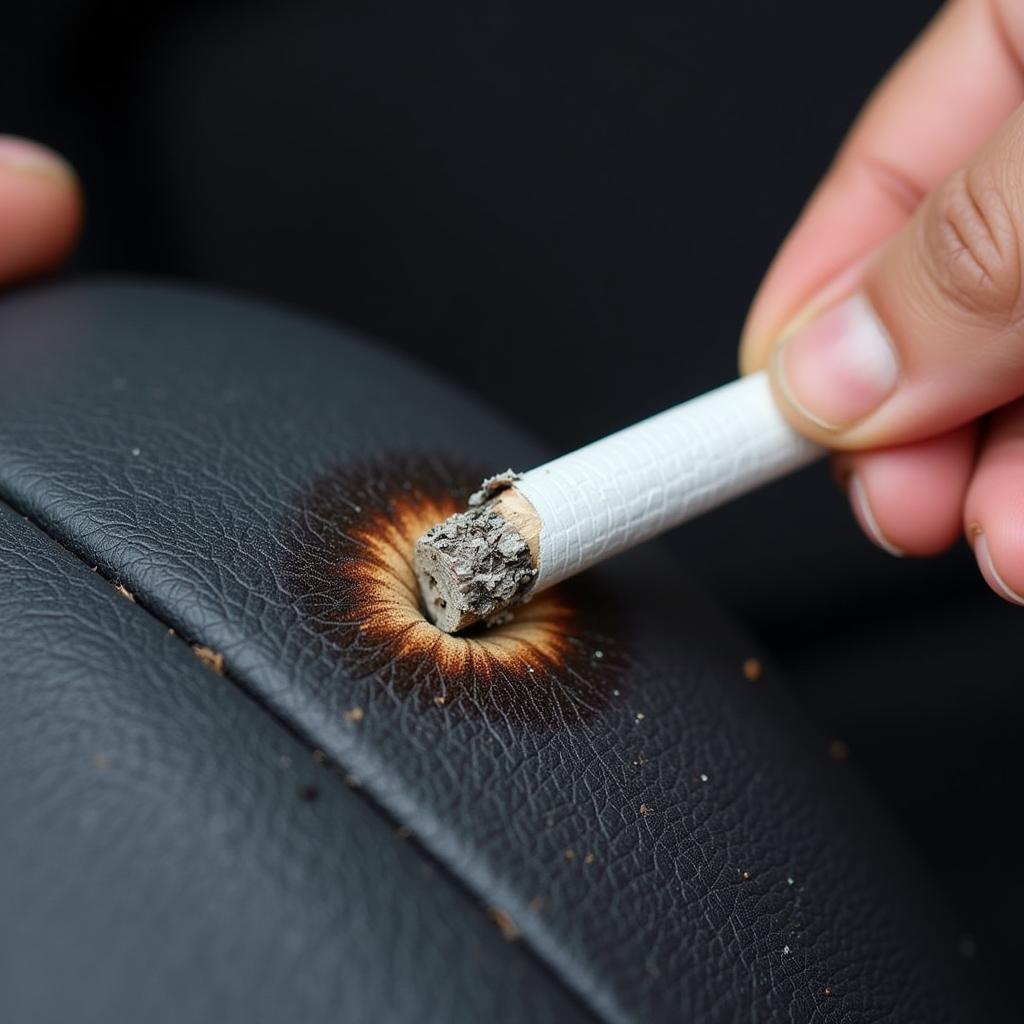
415,370 -> 823,633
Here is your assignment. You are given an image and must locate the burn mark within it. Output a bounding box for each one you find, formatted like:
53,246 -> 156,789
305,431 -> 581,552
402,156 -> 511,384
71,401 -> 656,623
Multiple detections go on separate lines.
282,455 -> 625,722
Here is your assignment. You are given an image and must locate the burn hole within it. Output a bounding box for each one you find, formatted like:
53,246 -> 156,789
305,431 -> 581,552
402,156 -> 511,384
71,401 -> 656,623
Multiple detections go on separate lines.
282,455 -> 627,723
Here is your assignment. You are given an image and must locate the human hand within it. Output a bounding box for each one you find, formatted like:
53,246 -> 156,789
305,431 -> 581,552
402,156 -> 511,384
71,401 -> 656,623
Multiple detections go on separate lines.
740,1 -> 1024,605
0,135 -> 81,287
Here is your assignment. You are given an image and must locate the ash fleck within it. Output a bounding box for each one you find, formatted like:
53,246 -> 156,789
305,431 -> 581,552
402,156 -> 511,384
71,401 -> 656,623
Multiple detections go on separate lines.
486,905 -> 521,942
192,644 -> 225,675
468,469 -> 521,507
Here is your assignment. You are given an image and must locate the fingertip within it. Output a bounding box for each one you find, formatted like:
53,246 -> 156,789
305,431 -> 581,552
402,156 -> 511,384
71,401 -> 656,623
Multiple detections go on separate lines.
846,472 -> 905,556
971,526 -> 1024,607
0,136 -> 83,284
740,236 -> 878,383
964,400 -> 1024,606
0,135 -> 77,181
835,426 -> 976,557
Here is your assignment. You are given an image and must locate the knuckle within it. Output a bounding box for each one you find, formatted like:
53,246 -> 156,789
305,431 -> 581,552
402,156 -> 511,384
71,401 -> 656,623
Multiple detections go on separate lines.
924,167 -> 1023,323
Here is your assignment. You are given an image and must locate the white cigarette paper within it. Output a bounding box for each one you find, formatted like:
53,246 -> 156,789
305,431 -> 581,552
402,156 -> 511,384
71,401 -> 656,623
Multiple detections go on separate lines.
515,370 -> 823,591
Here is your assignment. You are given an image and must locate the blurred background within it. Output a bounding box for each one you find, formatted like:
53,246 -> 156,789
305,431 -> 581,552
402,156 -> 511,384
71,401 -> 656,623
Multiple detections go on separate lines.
4,0 -> 1019,998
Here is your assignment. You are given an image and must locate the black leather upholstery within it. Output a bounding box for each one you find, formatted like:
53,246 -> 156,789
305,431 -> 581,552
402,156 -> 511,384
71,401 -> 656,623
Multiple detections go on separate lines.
0,504 -> 592,1024
0,280 -> 1008,1022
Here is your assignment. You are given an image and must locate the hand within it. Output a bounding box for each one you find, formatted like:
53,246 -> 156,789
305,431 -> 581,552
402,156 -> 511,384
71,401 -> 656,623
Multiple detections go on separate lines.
0,135 -> 81,287
741,0 -> 1024,605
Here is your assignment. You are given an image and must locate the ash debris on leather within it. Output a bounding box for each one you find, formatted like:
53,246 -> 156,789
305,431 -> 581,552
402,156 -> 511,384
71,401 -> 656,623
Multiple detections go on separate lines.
414,502 -> 536,631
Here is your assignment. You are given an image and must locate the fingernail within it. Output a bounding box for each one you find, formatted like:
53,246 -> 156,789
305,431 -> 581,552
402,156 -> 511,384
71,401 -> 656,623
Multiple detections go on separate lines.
0,135 -> 75,182
773,293 -> 899,431
972,528 -> 1024,606
847,474 -> 903,557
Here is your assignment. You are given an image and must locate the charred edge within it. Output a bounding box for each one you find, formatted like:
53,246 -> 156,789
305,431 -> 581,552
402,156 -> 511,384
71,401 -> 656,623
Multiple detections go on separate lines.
281,455 -> 625,723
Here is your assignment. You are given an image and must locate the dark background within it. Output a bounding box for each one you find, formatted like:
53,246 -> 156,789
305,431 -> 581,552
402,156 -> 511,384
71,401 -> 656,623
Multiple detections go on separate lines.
4,0 -> 1020,998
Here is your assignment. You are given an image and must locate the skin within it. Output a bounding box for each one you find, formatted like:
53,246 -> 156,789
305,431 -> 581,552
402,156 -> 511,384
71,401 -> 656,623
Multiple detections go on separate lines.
0,135 -> 81,286
741,0 -> 1024,606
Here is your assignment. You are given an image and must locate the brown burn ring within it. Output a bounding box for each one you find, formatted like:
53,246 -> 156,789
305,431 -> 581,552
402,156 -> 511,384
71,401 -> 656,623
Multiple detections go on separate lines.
282,455 -> 626,722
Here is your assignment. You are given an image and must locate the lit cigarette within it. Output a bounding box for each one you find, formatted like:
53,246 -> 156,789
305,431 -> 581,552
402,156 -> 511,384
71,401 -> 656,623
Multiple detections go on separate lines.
415,370 -> 823,633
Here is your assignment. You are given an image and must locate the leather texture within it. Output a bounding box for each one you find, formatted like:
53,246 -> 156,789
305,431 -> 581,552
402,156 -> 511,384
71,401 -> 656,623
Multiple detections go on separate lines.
0,280 -> 1008,1023
0,503 -> 593,1024
517,372 -> 822,589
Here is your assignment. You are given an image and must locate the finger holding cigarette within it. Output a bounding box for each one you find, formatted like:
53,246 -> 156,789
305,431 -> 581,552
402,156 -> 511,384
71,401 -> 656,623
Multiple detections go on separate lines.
742,0 -> 1024,601
421,0 -> 1024,629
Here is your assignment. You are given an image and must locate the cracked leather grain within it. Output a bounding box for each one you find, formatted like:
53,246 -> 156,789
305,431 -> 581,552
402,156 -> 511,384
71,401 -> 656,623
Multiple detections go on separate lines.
0,280 -> 1008,1022
0,504 -> 594,1024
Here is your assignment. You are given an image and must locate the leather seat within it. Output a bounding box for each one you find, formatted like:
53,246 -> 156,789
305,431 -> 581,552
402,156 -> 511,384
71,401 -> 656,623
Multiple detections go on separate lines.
0,280 -> 1008,1022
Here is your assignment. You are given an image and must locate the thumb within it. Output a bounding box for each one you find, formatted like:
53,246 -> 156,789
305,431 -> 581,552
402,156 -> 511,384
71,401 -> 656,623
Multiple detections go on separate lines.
764,102 -> 1024,450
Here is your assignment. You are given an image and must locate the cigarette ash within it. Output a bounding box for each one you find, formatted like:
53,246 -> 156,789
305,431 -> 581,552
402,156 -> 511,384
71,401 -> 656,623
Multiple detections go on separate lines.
467,469 -> 520,507
281,456 -> 626,723
415,503 -> 536,631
